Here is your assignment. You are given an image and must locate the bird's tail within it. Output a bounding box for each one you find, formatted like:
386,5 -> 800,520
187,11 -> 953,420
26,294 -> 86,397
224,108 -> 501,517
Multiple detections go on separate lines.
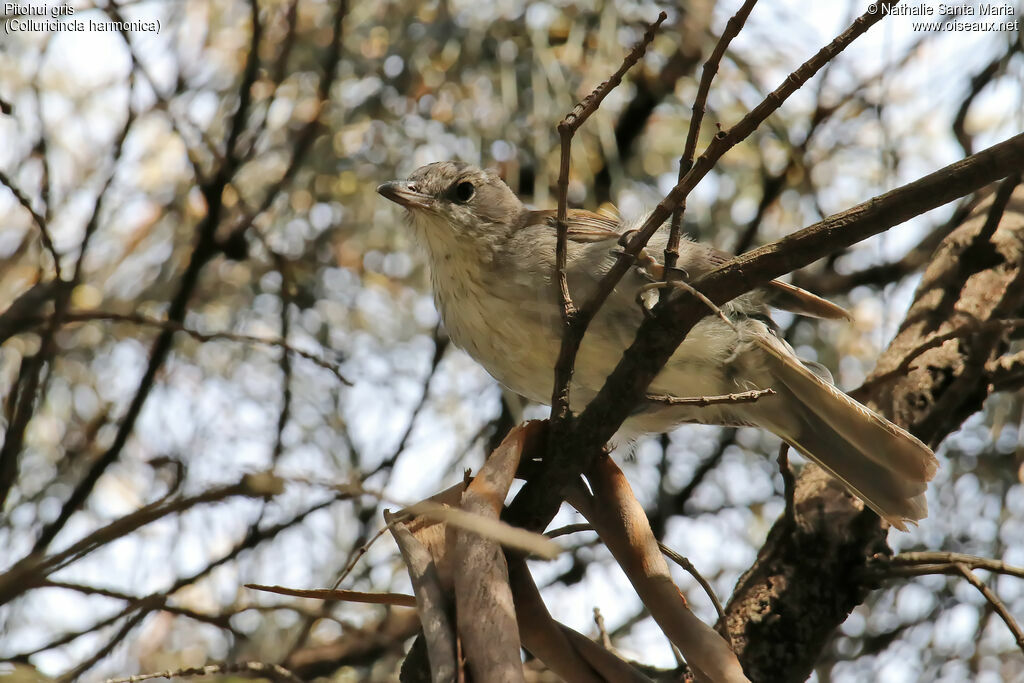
747,333 -> 938,531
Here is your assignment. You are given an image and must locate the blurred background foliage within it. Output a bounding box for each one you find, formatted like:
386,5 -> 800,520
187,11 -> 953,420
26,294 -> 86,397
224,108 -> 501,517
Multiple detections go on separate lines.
0,0 -> 1022,680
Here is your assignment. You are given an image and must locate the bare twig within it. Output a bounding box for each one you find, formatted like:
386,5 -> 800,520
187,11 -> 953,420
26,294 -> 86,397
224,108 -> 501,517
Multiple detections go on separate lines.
953,41 -> 1021,156
593,607 -> 613,650
664,0 -> 759,298
104,661 -> 303,683
541,520 -> 727,628
5,495 -> 341,660
245,584 -> 416,607
550,11 -> 668,420
31,0 -> 347,555
975,171 -> 1022,244
0,473 -> 284,606
15,309 -> 351,386
546,523 -> 597,539
646,388 -> 774,407
658,543 -> 727,629
246,0 -> 301,154
581,2 -> 903,343
0,169 -> 61,278
222,0 -> 348,246
61,609 -> 150,683
0,104 -> 135,510
271,255 -> 294,462
956,563 -> 1024,653
331,524 -> 392,590
370,329 -> 449,476
887,552 -> 1024,580
38,580 -> 236,633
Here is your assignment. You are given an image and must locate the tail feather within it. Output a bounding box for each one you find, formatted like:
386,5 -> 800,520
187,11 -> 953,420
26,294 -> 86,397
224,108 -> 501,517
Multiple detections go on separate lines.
750,334 -> 938,530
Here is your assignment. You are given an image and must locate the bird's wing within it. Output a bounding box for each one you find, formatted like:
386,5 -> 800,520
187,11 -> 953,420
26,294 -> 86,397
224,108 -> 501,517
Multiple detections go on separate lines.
675,240 -> 851,320
523,208 -> 851,320
521,208 -> 622,243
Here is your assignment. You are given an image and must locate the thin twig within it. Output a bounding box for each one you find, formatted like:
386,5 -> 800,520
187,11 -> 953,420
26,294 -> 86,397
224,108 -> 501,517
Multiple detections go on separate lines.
245,584 -> 416,607
664,0 -> 759,300
661,430 -> 738,522
953,41 -> 1021,156
593,607 -> 613,650
976,171 -> 1022,244
61,609 -> 150,683
658,542 -> 727,628
543,519 -> 727,625
581,1 -> 903,340
104,4 -> 219,179
221,0 -> 348,246
370,329 -> 449,476
646,388 -> 774,407
888,552 -> 1024,580
0,474 -> 284,606
883,549 -> 1024,652
38,581 -> 236,633
0,169 -> 62,278
549,11 -> 668,420
4,496 -> 341,660
104,662 -> 303,683
546,523 -> 597,539
22,309 -> 351,386
331,524 -> 392,590
262,243 -> 298,461
0,104 -> 136,510
955,563 -> 1024,653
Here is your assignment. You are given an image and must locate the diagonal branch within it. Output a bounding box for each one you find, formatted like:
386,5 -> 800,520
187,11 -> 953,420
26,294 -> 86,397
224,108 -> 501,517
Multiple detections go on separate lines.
955,563 -> 1024,653
0,473 -> 284,606
0,169 -> 61,278
664,0 -> 759,295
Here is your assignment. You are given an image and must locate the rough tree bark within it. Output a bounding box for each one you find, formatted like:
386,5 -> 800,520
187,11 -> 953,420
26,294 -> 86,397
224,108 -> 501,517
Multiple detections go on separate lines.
722,182 -> 1024,682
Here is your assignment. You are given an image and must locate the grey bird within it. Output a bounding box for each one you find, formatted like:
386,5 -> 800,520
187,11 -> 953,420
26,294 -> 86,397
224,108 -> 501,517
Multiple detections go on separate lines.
378,161 -> 938,530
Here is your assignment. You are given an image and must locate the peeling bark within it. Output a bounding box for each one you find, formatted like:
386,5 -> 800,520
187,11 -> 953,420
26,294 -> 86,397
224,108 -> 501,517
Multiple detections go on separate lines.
723,184 -> 1024,682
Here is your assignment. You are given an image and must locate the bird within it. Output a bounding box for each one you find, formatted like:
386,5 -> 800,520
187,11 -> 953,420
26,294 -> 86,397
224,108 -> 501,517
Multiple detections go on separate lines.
378,160 -> 938,530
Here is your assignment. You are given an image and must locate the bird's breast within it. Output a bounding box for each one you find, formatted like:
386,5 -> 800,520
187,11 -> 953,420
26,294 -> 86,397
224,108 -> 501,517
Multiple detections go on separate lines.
431,260 -> 564,404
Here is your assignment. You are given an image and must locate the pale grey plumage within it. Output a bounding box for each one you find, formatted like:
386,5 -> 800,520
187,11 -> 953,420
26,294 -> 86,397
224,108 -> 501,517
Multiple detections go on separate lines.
378,161 -> 938,530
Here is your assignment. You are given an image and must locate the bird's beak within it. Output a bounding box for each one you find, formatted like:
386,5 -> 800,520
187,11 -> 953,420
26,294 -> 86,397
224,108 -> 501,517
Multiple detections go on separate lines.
377,181 -> 432,210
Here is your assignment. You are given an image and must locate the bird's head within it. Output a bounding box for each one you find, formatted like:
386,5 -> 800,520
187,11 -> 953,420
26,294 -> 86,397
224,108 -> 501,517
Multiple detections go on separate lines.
377,162 -> 523,254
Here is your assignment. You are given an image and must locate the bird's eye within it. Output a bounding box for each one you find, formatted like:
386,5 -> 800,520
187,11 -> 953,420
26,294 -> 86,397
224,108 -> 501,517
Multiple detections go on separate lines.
453,181 -> 475,203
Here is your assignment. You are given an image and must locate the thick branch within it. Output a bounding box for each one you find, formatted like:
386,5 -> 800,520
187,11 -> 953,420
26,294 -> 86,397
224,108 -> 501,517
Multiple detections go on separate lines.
722,179 -> 1024,681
